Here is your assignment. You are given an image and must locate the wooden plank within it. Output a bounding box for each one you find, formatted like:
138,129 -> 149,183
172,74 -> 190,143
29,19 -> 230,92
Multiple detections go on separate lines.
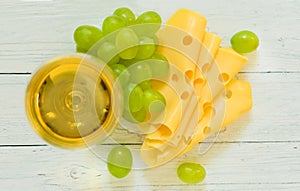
0,142 -> 299,190
0,73 -> 299,145
0,0 -> 299,73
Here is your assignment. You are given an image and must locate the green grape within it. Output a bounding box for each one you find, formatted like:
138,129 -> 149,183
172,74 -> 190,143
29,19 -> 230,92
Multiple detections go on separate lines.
135,36 -> 156,60
123,107 -> 147,123
73,25 -> 103,50
107,146 -> 132,178
76,45 -> 88,53
230,30 -> 259,53
177,162 -> 206,184
115,28 -> 139,59
119,58 -> 138,67
110,64 -> 130,86
97,42 -> 120,65
128,61 -> 152,84
136,11 -> 162,34
149,52 -> 170,78
152,34 -> 159,50
124,83 -> 144,113
113,7 -> 136,26
143,89 -> 166,113
139,80 -> 152,90
102,15 -> 126,35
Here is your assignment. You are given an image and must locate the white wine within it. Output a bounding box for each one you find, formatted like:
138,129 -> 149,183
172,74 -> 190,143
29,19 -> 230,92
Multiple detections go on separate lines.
25,54 -> 122,148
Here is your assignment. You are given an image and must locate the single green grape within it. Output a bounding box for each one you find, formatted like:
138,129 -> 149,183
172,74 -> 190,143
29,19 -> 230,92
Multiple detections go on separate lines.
149,52 -> 170,78
136,11 -> 162,25
123,107 -> 147,123
73,25 -> 103,51
143,89 -> 166,113
136,11 -> 162,34
230,30 -> 259,53
139,80 -> 152,90
135,36 -> 156,60
118,58 -> 138,67
109,64 -> 130,86
115,28 -> 139,59
177,162 -> 206,184
97,42 -> 120,65
124,83 -> 144,113
102,15 -> 126,35
152,34 -> 159,50
128,61 -> 152,84
76,45 -> 88,53
107,146 -> 132,178
113,7 -> 136,26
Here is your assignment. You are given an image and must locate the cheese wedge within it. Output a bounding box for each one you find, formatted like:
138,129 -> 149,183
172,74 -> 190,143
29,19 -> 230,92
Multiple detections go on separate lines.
157,46 -> 196,81
194,32 -> 222,87
166,8 -> 207,42
214,47 -> 248,85
196,31 -> 222,71
139,9 -> 253,168
141,80 -> 252,167
157,9 -> 207,82
145,64 -> 199,141
182,79 -> 253,154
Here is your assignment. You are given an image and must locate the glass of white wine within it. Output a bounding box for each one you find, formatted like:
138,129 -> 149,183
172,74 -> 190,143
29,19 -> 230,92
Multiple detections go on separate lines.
25,53 -> 122,148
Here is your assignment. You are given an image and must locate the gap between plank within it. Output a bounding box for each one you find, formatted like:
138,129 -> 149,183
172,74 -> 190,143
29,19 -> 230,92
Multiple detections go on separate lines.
0,140 -> 299,148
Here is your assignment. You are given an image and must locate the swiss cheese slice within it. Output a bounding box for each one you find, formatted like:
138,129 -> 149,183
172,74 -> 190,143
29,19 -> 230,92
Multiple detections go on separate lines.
166,8 -> 207,42
214,47 -> 248,85
140,9 -> 252,168
183,79 -> 253,154
141,80 -> 252,167
157,9 -> 207,82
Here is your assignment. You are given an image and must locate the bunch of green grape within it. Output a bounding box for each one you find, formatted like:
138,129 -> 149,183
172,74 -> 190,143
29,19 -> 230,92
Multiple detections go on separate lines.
73,7 -> 169,124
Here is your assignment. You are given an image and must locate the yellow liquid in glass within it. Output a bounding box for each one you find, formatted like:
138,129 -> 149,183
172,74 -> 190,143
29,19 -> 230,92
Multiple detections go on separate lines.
25,54 -> 121,148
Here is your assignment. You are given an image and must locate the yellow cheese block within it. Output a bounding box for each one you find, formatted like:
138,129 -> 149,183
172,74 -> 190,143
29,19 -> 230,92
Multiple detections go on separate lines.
166,8 -> 207,42
157,9 -> 207,82
145,80 -> 182,140
193,32 -> 222,107
197,31 -> 222,70
194,32 -> 222,85
145,64 -> 200,142
183,79 -> 253,154
140,9 -> 252,168
157,46 -> 196,81
214,47 -> 248,85
194,47 -> 248,120
223,79 -> 253,126
141,80 -> 253,167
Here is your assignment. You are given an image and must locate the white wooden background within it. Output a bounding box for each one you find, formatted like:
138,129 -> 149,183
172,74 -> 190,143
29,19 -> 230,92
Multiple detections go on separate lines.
0,0 -> 299,190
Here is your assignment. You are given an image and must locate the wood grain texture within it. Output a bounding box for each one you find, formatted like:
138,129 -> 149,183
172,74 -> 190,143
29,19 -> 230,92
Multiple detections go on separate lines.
0,0 -> 299,190
0,143 -> 299,191
0,0 -> 299,73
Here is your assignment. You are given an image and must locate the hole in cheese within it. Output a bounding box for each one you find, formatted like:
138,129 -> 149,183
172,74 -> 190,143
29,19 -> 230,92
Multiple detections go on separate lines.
203,102 -> 216,117
156,125 -> 172,137
202,63 -> 210,73
172,74 -> 178,82
193,78 -> 205,89
182,35 -> 193,45
181,91 -> 189,100
203,126 -> 210,134
226,90 -> 232,99
218,73 -> 230,84
185,70 -> 193,82
203,102 -> 211,112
